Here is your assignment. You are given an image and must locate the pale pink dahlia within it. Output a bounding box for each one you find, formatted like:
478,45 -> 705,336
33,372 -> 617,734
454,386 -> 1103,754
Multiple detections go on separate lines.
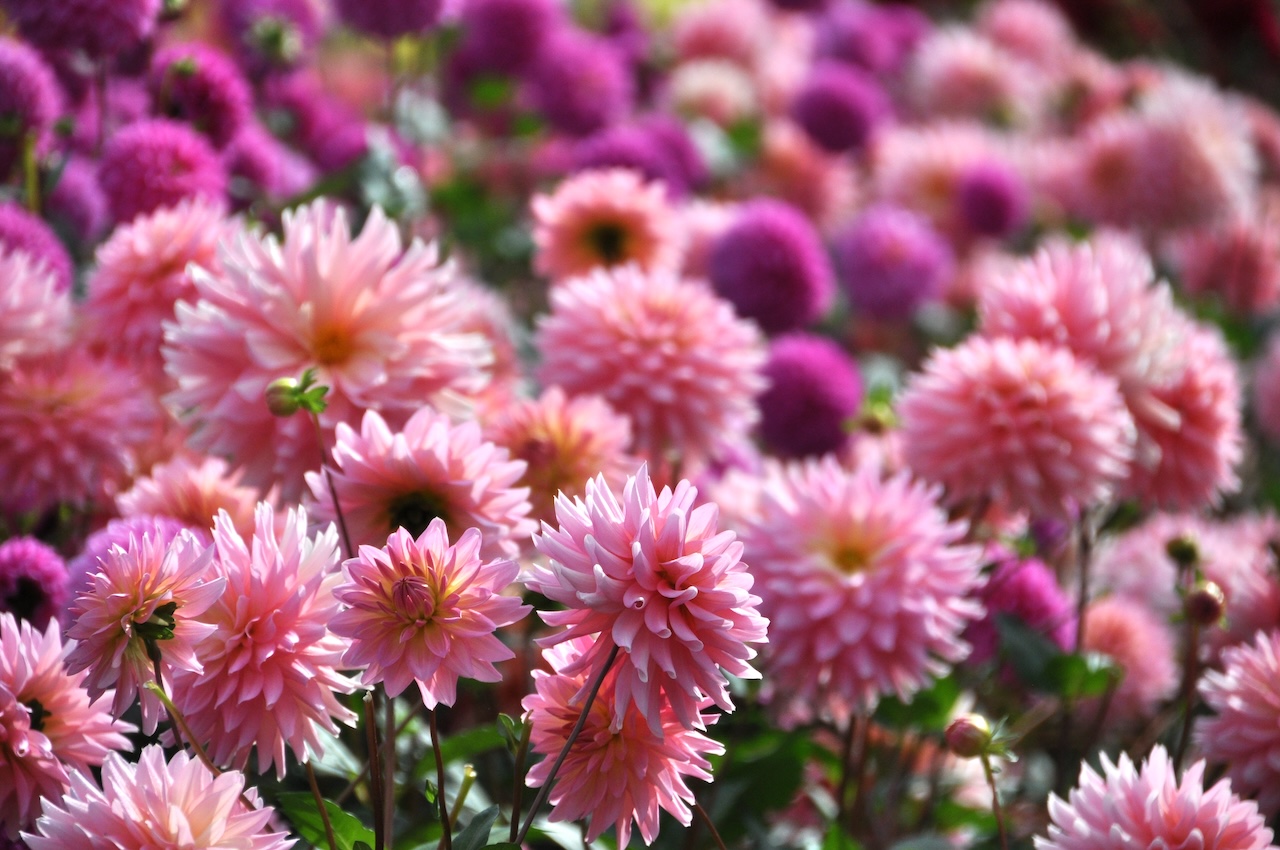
523,636 -> 724,847
1036,746 -> 1273,850
169,504 -> 358,778
0,613 -> 132,838
1080,596 -> 1177,723
164,199 -> 491,500
65,530 -> 223,734
116,451 -> 260,537
899,336 -> 1135,518
484,386 -> 637,525
23,745 -> 295,850
85,199 -> 233,379
532,169 -> 682,282
527,466 -> 768,732
740,459 -> 983,726
1165,217 -> 1280,316
907,26 -> 1046,129
332,519 -> 528,707
1197,629 -> 1280,816
0,247 -> 69,369
307,407 -> 533,560
535,265 -> 766,466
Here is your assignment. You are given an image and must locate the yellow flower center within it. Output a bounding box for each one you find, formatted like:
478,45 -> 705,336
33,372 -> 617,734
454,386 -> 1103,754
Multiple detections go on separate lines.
311,325 -> 354,366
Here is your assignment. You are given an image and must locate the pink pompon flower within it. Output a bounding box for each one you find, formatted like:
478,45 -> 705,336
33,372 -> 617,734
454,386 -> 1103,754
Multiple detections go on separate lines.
65,530 -> 223,735
527,465 -> 768,733
169,503 -> 358,778
899,336 -> 1135,519
1197,629 -> 1280,816
0,247 -> 69,369
0,613 -> 133,838
164,199 -> 492,501
117,452 -> 261,537
523,636 -> 724,847
1080,596 -> 1177,723
1036,746 -> 1273,850
332,519 -> 529,707
907,26 -> 1046,129
741,459 -> 983,726
535,264 -> 766,466
1165,216 -> 1280,316
532,168 -> 682,283
307,407 -> 534,560
23,745 -> 295,850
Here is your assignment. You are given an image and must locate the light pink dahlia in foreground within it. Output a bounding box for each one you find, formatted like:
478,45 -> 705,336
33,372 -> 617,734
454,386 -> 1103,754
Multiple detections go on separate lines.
308,407 -> 534,560
23,746 -> 295,850
1036,746 -> 1274,850
169,504 -> 357,778
536,265 -> 766,467
1197,629 -> 1280,816
899,336 -> 1135,519
0,247 -> 69,369
741,459 -> 983,727
332,520 -> 529,708
0,614 -> 132,838
523,636 -> 723,847
116,452 -> 260,537
527,465 -> 768,733
164,199 -> 491,500
532,168 -> 682,282
65,530 -> 223,734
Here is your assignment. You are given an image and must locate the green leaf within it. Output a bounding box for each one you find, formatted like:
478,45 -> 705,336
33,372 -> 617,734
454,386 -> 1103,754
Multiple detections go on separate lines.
452,805 -> 501,850
1046,652 -> 1120,699
995,614 -> 1066,691
824,825 -> 861,850
276,792 -> 376,850
710,731 -> 810,843
482,844 -> 521,849
439,725 -> 506,764
497,713 -> 525,755
875,675 -> 960,732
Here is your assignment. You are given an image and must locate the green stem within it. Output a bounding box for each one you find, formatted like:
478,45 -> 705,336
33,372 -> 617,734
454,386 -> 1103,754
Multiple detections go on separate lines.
449,766 -> 476,828
22,133 -> 39,214
307,762 -> 340,850
365,693 -> 386,850
309,411 -> 354,560
508,718 -> 532,843
694,802 -> 728,850
981,754 -> 1009,850
430,709 -> 452,850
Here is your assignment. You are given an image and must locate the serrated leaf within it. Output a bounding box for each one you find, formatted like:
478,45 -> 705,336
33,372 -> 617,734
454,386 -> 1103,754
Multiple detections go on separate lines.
453,805 -> 501,850
276,792 -> 375,850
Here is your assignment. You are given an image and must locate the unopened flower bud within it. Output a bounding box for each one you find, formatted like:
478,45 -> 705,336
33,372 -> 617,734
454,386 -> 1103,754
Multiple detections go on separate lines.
264,377 -> 301,417
1166,534 -> 1200,569
1185,581 -> 1226,627
945,713 -> 992,759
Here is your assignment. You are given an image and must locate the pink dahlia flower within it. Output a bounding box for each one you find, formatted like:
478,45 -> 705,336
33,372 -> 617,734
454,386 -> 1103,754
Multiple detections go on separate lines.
536,265 -> 766,466
164,199 -> 491,501
117,452 -> 260,538
745,120 -> 860,230
741,459 -> 983,726
527,465 -> 768,733
974,0 -> 1077,68
1197,629 -> 1280,816
169,504 -> 358,778
65,530 -> 223,734
899,336 -> 1135,519
1166,217 -> 1280,316
907,26 -> 1046,129
1080,596 -> 1177,723
523,636 -> 724,847
332,519 -> 529,707
532,169 -> 682,283
1036,746 -> 1273,850
0,247 -> 69,369
23,745 -> 295,850
84,198 -> 234,383
484,386 -> 637,525
0,614 -> 132,838
307,407 -> 534,560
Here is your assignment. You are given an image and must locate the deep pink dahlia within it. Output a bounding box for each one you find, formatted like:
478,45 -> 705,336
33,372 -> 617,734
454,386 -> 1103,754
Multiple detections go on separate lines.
899,336 -> 1135,519
0,0 -> 160,58
307,407 -> 534,560
527,465 -> 768,732
65,530 -> 222,734
150,43 -> 253,148
1036,746 -> 1273,850
169,504 -> 358,778
98,119 -> 228,225
0,538 -> 68,630
0,247 -> 69,369
535,264 -> 766,466
332,519 -> 529,707
523,636 -> 724,846
741,459 -> 983,726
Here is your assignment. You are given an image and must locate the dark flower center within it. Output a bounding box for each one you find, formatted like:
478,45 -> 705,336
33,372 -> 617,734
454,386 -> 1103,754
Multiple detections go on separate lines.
25,698 -> 47,733
387,491 -> 450,537
587,222 -> 628,265
4,577 -> 47,624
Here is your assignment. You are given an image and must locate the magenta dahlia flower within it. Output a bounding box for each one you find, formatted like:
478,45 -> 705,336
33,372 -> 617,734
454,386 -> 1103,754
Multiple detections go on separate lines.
523,636 -> 724,846
0,202 -> 73,293
150,44 -> 253,148
169,504 -> 358,778
527,465 -> 768,732
332,519 -> 529,707
0,247 -> 69,370
0,0 -> 160,58
0,538 -> 68,630
741,458 -> 983,726
23,745 -> 295,850
1036,746 -> 1273,850
98,119 -> 228,224
0,38 -> 61,180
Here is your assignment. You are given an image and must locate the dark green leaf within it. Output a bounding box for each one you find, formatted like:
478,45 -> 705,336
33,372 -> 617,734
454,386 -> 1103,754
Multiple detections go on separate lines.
875,675 -> 960,732
497,713 -> 524,755
439,725 -> 506,764
1046,652 -> 1120,699
823,825 -> 860,850
482,844 -> 521,849
995,614 -> 1066,691
276,792 -> 375,850
453,805 -> 501,850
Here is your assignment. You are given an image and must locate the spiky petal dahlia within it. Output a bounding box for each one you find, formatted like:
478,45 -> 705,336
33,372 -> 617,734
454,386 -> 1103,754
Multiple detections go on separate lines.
169,504 -> 357,778
1036,746 -> 1273,850
116,452 -> 260,538
527,466 -> 768,733
332,520 -> 529,707
65,530 -> 223,734
523,636 -> 724,847
0,248 -> 69,369
23,746 -> 295,850
536,265 -> 766,466
164,199 -> 491,501
899,336 -> 1135,519
1196,629 -> 1280,816
741,459 -> 983,726
307,407 -> 533,560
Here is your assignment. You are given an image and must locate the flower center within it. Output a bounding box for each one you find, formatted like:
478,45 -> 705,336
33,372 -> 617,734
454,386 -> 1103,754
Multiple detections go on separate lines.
4,578 -> 46,623
387,490 -> 450,537
311,324 -> 354,366
392,575 -> 437,622
587,222 -> 629,265
24,698 -> 47,733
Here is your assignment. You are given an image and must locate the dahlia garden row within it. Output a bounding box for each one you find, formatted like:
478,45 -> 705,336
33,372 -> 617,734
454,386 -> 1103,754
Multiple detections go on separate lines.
3,0 -> 1280,847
